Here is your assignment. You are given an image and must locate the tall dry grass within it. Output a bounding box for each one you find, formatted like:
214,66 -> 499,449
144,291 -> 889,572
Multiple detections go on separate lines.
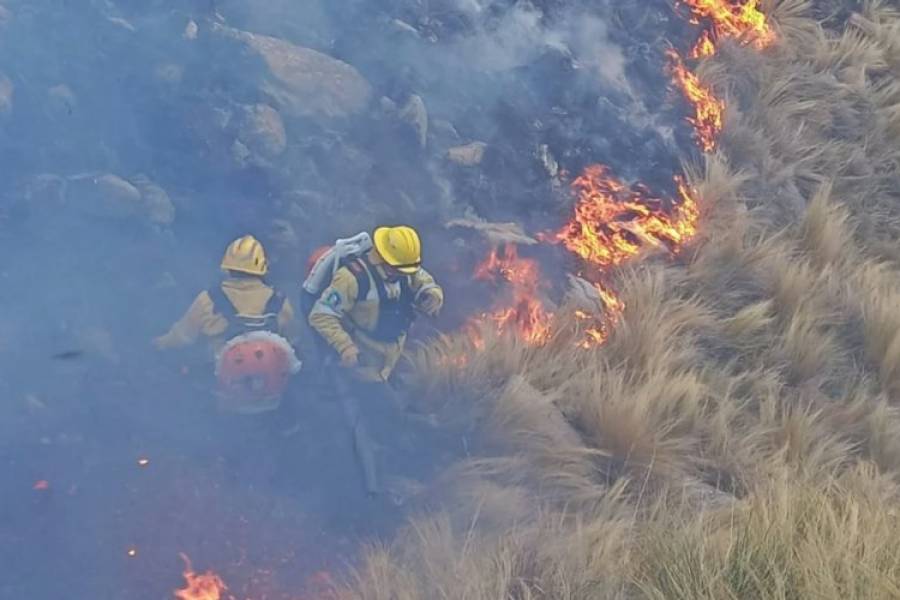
341,1 -> 900,598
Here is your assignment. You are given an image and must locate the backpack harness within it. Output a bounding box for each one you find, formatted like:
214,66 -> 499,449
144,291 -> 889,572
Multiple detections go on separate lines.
207,282 -> 287,341
343,254 -> 416,344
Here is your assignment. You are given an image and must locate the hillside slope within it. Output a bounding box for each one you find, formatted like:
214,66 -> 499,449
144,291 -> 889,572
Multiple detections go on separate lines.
343,2 -> 900,598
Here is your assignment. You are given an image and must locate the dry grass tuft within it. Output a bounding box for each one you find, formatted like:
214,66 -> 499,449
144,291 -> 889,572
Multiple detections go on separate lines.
635,465 -> 900,600
346,2 -> 900,598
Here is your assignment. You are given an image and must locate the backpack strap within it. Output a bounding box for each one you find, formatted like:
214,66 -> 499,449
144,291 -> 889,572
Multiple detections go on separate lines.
357,255 -> 417,343
344,258 -> 371,302
207,283 -> 237,321
264,290 -> 286,316
207,281 -> 284,337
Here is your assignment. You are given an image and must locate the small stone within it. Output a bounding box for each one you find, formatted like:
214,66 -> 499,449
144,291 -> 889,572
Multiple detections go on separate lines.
399,94 -> 428,148
184,20 -> 199,40
447,141 -> 487,166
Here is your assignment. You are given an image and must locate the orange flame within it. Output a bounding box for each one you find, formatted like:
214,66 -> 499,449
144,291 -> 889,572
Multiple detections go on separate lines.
691,30 -> 716,58
456,1 -> 768,352
678,0 -> 775,50
467,244 -> 553,346
549,165 -> 699,268
174,554 -> 231,600
667,50 -> 725,152
548,169 -> 698,348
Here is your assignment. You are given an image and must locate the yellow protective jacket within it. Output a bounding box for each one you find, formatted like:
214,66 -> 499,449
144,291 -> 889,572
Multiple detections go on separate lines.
154,276 -> 297,355
309,257 -> 443,382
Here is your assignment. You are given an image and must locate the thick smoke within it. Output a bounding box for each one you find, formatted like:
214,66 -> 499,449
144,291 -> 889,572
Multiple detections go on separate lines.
0,0 -> 699,597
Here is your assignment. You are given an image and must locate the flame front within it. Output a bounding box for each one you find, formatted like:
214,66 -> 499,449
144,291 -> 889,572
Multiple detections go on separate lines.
691,30 -> 716,59
671,1 -> 774,151
667,50 -> 725,152
547,167 -> 698,347
174,554 -> 231,600
550,165 -> 699,268
678,0 -> 775,50
467,244 -> 553,347
456,0 -> 768,351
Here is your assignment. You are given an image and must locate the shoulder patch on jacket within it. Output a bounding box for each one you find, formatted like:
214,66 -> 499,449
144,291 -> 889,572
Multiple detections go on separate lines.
324,290 -> 342,309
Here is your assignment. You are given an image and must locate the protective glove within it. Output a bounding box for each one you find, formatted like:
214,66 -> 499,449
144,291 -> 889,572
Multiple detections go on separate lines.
418,289 -> 443,317
340,345 -> 360,368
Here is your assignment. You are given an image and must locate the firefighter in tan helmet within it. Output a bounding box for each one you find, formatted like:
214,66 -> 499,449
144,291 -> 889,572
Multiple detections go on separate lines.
154,234 -> 302,415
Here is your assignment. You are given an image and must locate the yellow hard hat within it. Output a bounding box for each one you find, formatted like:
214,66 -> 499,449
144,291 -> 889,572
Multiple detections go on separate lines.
373,225 -> 421,274
221,234 -> 268,275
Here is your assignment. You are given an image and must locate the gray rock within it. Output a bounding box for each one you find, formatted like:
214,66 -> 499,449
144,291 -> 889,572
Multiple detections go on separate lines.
64,173 -> 175,225
184,19 -> 199,40
399,94 -> 428,148
447,141 -> 487,166
238,103 -> 287,160
0,74 -> 13,115
215,24 -> 372,119
66,174 -> 143,220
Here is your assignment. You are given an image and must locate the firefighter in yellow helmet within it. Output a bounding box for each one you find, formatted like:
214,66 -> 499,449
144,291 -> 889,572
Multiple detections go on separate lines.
308,225 -> 443,383
154,235 -> 302,415
307,225 -> 443,496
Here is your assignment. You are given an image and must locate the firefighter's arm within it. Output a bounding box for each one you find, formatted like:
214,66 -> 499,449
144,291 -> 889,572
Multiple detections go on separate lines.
153,291 -> 226,349
308,268 -> 359,358
411,268 -> 444,316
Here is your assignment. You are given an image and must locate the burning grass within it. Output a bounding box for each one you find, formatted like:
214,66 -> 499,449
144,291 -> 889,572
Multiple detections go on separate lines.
342,1 -> 900,598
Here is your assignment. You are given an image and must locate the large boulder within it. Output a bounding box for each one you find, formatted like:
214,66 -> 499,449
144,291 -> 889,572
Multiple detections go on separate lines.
64,173 -> 175,225
214,24 -> 372,119
66,174 -> 143,220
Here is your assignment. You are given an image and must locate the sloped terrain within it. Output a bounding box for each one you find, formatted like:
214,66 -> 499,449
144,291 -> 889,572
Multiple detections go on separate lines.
343,2 -> 900,597
3,0 -> 900,598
